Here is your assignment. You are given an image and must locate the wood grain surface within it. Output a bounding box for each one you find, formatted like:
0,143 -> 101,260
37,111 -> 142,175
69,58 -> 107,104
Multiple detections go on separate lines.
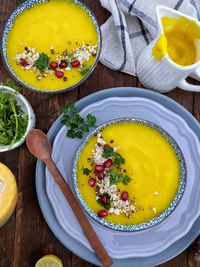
0,1 -> 200,266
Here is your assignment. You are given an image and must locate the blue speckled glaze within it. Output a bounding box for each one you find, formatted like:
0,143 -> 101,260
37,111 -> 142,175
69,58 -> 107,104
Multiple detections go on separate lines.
73,118 -> 187,232
1,0 -> 102,93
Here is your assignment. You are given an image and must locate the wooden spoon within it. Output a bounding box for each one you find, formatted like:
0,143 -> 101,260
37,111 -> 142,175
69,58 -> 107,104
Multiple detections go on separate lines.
26,129 -> 113,267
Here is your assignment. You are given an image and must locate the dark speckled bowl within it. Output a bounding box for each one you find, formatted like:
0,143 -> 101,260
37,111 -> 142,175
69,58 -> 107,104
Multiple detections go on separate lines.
72,117 -> 187,232
1,0 -> 101,93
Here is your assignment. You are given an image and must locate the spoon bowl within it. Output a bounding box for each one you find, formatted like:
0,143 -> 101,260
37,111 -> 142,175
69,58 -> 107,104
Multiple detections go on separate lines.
26,129 -> 51,161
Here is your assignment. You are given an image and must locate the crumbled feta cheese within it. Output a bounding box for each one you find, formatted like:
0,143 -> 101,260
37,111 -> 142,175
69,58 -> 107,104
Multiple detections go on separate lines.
93,132 -> 135,218
154,191 -> 159,196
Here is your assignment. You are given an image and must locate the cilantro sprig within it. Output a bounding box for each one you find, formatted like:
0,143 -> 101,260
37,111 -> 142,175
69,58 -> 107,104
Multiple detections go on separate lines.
109,169 -> 131,185
34,53 -> 49,73
80,64 -> 91,76
81,167 -> 92,176
97,194 -> 111,210
61,103 -> 96,139
103,145 -> 125,167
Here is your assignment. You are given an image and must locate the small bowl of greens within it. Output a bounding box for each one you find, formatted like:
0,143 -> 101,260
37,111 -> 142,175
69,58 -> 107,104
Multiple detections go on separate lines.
0,85 -> 35,152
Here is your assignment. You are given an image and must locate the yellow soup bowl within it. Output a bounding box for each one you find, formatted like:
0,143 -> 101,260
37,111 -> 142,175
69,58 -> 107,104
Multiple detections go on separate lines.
2,0 -> 101,93
72,118 -> 186,231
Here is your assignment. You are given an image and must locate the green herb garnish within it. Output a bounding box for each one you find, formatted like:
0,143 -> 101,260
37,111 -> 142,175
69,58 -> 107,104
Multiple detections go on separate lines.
65,54 -> 73,67
103,147 -> 125,167
109,169 -> 131,185
80,64 -> 91,75
34,53 -> 49,73
0,87 -> 28,146
97,194 -> 111,210
61,103 -> 96,139
103,146 -> 115,158
113,152 -> 125,167
82,167 -> 92,176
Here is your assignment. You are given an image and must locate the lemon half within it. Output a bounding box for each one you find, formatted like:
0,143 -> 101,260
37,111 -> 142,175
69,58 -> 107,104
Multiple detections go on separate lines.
35,255 -> 63,267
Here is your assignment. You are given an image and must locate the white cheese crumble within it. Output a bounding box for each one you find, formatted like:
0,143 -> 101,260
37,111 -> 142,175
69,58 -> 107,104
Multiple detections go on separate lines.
94,133 -> 136,218
154,191 -> 159,196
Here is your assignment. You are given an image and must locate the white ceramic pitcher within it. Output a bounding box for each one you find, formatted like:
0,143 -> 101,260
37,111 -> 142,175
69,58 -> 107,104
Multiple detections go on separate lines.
137,6 -> 200,93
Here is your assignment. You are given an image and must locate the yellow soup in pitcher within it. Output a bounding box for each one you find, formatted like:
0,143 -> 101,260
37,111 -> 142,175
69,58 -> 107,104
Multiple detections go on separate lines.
6,0 -> 99,91
152,16 -> 200,66
76,122 -> 181,226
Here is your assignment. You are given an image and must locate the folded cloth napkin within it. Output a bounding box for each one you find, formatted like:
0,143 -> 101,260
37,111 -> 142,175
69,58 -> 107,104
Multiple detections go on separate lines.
99,0 -> 200,76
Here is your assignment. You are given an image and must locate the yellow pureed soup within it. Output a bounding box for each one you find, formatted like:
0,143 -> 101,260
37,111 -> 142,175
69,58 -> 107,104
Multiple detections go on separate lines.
77,122 -> 181,226
152,16 -> 200,66
6,0 -> 98,91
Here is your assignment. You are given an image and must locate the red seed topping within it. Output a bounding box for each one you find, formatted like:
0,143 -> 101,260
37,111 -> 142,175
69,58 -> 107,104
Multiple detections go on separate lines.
104,159 -> 113,168
50,61 -> 58,70
55,70 -> 64,78
20,58 -> 29,67
97,210 -> 108,218
59,61 -> 68,68
97,172 -> 105,180
121,191 -> 129,201
88,178 -> 96,187
71,60 -> 80,68
101,195 -> 107,204
95,165 -> 105,172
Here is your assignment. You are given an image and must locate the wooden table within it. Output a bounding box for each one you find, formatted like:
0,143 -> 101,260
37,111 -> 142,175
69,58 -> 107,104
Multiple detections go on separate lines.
0,1 -> 200,266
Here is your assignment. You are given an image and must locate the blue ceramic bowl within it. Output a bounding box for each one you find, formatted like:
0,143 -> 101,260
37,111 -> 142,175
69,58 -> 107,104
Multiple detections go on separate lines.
73,117 -> 187,232
1,0 -> 102,93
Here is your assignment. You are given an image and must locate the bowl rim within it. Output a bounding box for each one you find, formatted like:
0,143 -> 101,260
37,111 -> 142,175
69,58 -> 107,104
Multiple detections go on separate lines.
72,117 -> 187,232
0,85 -> 36,152
1,0 -> 102,94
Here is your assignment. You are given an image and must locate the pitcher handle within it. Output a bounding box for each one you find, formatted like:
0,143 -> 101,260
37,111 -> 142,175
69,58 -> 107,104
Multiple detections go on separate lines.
190,67 -> 200,82
178,77 -> 200,92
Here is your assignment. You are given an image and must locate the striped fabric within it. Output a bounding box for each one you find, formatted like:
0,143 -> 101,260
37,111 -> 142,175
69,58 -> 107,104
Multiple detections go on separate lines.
99,0 -> 200,76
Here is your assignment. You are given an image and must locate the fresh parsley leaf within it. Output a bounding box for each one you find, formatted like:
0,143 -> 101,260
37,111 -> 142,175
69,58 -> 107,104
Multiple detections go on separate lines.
34,53 -> 49,73
61,102 -> 77,114
65,54 -> 73,67
113,152 -> 125,167
109,170 -> 131,185
61,102 -> 96,139
82,167 -> 92,176
102,146 -> 114,158
97,194 -> 111,210
80,64 -> 91,75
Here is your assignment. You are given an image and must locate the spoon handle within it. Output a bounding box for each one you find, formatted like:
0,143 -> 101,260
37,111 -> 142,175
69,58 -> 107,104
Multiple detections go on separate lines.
44,158 -> 113,267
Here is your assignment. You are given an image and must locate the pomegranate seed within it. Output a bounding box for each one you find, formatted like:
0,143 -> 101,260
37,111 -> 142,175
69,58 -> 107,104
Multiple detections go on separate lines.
55,70 -> 64,78
98,210 -> 108,218
20,58 -> 29,67
95,165 -> 105,172
121,191 -> 129,201
104,159 -> 113,168
71,60 -> 80,68
59,61 -> 68,68
88,178 -> 96,187
50,61 -> 58,70
101,195 -> 107,204
97,172 -> 105,180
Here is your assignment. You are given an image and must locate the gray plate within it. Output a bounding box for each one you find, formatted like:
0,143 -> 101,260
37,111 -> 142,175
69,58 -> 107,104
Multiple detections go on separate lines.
36,87 -> 200,267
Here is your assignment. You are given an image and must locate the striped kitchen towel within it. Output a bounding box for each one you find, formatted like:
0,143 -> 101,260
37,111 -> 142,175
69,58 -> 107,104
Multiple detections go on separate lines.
99,0 -> 200,76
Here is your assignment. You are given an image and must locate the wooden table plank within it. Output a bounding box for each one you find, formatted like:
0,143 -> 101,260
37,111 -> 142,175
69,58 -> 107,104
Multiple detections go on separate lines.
0,0 -> 199,267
